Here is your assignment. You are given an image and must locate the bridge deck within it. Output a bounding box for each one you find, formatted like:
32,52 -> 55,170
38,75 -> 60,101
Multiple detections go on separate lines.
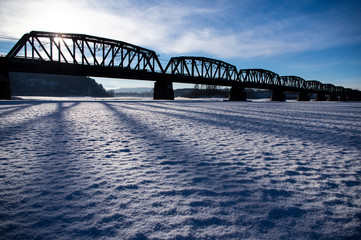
1,31 -> 360,100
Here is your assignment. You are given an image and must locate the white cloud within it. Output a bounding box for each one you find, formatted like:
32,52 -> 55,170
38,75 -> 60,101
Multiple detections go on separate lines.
0,0 -> 360,59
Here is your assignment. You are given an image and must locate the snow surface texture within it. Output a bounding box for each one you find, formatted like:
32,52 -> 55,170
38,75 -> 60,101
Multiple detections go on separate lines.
0,100 -> 361,240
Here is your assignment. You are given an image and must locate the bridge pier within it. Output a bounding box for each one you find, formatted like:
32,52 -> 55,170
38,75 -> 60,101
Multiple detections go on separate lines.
153,80 -> 174,100
229,86 -> 247,101
271,89 -> 286,101
316,93 -> 327,101
297,92 -> 310,101
0,70 -> 11,100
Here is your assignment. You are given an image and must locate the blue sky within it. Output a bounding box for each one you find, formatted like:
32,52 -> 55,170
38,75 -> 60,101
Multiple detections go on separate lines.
0,0 -> 360,90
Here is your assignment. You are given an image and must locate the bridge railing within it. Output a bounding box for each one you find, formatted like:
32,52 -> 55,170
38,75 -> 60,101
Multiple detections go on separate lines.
6,31 -> 164,73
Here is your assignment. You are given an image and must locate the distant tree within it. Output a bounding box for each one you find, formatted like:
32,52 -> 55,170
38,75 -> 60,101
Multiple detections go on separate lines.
107,90 -> 115,97
9,73 -> 111,97
187,84 -> 228,98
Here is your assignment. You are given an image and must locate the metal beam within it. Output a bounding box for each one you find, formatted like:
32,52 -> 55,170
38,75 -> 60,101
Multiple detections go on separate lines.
3,30 -> 360,99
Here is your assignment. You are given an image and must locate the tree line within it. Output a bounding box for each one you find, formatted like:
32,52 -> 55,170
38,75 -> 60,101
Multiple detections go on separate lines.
9,73 -> 111,97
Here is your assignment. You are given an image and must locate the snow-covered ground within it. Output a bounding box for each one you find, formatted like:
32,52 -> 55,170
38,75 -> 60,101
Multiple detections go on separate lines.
1,99 -> 361,239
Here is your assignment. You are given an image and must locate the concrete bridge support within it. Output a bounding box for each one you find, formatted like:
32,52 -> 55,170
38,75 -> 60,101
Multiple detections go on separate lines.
229,86 -> 247,101
0,70 -> 11,100
153,80 -> 174,100
316,93 -> 327,101
297,92 -> 310,101
271,89 -> 286,101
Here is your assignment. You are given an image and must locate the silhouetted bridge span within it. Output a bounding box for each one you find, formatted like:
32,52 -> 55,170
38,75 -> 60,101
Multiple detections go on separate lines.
1,31 -> 360,101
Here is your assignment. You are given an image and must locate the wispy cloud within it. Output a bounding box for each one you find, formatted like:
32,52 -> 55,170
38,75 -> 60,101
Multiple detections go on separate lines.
0,0 -> 360,59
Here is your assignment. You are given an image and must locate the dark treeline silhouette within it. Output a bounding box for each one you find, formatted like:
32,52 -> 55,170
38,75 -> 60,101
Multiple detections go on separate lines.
179,85 -> 272,99
10,73 -> 111,97
109,85 -> 275,99
111,89 -> 153,97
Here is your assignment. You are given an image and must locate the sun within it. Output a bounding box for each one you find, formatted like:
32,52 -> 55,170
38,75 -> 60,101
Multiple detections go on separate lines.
28,0 -> 86,34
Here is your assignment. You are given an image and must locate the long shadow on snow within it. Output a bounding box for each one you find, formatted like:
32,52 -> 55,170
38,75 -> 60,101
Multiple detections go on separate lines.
102,102 -> 231,191
138,101 -> 361,129
101,102 -> 270,235
0,102 -> 80,139
100,102 -> 316,239
34,102 -> 119,238
104,101 -> 361,239
0,102 -> 109,239
130,101 -> 361,150
0,101 -> 45,118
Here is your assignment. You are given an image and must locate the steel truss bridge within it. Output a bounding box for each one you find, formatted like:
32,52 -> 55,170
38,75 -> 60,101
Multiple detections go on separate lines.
1,31 -> 360,101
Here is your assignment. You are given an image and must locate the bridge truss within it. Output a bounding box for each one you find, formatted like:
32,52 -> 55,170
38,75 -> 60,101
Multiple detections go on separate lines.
305,81 -> 323,92
238,69 -> 281,88
165,56 -> 238,85
1,30 -> 360,100
5,31 -> 164,75
280,76 -> 306,89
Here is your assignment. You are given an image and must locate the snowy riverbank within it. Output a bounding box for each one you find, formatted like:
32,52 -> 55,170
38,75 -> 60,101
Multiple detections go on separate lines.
1,100 -> 360,239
